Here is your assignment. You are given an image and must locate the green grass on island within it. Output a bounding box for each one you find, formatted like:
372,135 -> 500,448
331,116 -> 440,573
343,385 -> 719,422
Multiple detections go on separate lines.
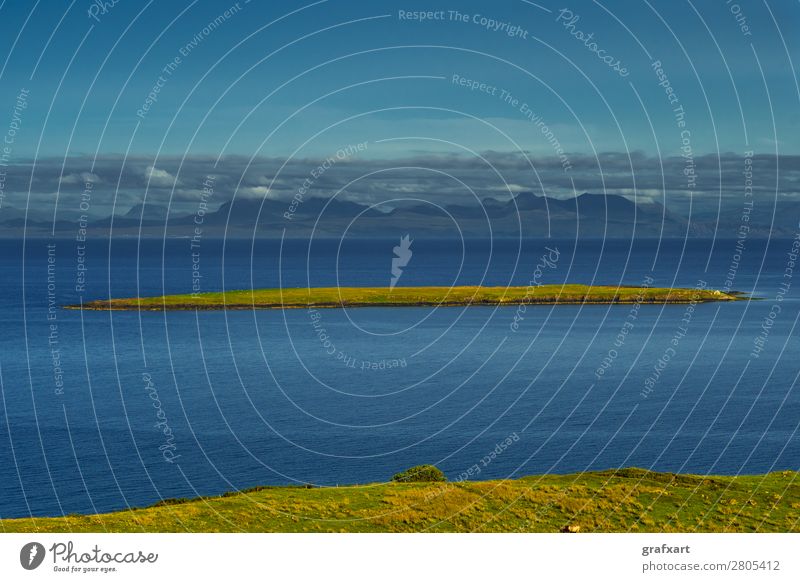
3,468 -> 797,533
68,284 -> 742,311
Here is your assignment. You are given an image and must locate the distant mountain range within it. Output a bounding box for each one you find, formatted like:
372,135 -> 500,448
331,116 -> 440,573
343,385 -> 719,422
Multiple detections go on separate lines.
1,192 -> 798,238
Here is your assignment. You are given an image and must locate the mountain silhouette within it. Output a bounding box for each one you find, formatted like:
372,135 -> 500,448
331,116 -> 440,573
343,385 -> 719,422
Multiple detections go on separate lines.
2,192 -> 796,238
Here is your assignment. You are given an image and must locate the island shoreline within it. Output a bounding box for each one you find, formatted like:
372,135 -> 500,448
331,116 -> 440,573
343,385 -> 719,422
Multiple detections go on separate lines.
65,284 -> 746,311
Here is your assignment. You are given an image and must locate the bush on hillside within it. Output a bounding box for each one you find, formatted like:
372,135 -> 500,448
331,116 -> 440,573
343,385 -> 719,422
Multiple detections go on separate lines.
391,465 -> 447,483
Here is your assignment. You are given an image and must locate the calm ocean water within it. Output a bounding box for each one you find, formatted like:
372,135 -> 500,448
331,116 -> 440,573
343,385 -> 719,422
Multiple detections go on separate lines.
0,237 -> 798,518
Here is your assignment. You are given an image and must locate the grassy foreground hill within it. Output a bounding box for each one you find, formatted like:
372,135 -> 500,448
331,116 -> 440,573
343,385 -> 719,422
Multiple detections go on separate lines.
3,469 -> 797,533
68,284 -> 742,311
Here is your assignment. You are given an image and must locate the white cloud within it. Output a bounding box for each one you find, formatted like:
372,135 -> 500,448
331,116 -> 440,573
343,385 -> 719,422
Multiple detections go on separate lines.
238,185 -> 270,198
60,172 -> 100,185
144,166 -> 177,187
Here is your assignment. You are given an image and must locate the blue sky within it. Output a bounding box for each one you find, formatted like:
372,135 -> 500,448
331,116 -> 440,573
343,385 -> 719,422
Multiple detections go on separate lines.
1,0 -> 799,221
0,0 -> 797,160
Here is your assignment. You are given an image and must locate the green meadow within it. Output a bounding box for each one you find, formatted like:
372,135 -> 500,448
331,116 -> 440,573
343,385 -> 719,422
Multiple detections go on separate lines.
69,284 -> 741,311
3,469 -> 796,533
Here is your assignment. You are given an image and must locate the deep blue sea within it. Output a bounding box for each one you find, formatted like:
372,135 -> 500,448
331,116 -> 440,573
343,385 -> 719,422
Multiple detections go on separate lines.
1,237 -> 798,518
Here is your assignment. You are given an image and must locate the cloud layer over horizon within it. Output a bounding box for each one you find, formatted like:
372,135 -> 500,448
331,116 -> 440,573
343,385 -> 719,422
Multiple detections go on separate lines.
1,150 -> 797,223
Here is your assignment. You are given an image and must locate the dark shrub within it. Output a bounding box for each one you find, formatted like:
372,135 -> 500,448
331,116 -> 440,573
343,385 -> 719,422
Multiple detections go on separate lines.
391,465 -> 447,483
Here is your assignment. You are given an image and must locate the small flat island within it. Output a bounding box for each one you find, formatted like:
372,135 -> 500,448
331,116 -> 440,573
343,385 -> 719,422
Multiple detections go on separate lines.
67,284 -> 743,311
